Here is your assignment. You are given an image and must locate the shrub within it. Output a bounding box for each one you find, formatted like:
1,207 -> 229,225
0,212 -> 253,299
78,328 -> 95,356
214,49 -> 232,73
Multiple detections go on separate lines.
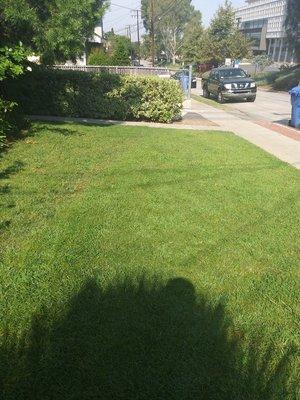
0,99 -> 14,146
0,45 -> 28,148
88,48 -> 111,66
4,68 -> 183,123
255,66 -> 300,91
107,35 -> 132,66
273,67 -> 300,91
253,54 -> 272,72
0,99 -> 29,146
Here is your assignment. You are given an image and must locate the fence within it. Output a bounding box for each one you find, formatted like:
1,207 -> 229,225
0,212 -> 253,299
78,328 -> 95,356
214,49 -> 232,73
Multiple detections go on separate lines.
52,65 -> 171,77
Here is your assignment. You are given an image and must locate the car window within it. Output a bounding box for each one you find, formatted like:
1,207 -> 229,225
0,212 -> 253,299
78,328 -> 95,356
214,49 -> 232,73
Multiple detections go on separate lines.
218,68 -> 247,79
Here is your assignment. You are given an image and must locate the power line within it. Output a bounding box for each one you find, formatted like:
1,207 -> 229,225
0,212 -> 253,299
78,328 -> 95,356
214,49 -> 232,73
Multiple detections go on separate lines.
105,9 -> 130,26
114,20 -> 144,35
113,0 -> 184,36
132,9 -> 141,64
110,2 -> 140,11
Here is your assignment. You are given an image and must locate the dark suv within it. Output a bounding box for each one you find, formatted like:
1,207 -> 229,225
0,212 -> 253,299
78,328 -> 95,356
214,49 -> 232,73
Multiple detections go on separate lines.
201,67 -> 257,103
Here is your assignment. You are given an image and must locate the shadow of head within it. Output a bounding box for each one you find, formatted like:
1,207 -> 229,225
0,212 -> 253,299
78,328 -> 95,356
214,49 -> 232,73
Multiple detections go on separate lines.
0,277 -> 297,399
29,122 -> 84,137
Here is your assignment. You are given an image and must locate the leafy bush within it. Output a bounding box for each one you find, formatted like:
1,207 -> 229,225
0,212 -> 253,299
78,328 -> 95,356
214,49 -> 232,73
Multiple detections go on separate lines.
88,48 -> 111,66
107,35 -> 132,66
273,67 -> 300,91
0,45 -> 28,148
0,99 -> 15,146
253,54 -> 272,72
4,68 -> 183,123
255,66 -> 300,91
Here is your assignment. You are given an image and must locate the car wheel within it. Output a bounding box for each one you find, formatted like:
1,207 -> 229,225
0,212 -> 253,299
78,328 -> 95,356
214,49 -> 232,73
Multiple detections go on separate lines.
203,86 -> 210,98
247,96 -> 256,102
217,90 -> 225,104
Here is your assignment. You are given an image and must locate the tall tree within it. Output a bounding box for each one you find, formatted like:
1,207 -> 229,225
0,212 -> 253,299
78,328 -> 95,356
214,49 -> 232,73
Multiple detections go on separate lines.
206,0 -> 251,64
181,10 -> 203,63
110,35 -> 132,66
141,0 -> 195,65
182,1 -> 250,65
285,0 -> 300,62
0,0 -> 108,63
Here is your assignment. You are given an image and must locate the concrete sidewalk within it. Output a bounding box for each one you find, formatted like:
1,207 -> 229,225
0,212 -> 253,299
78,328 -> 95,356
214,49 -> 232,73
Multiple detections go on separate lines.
183,99 -> 300,169
30,115 -> 223,132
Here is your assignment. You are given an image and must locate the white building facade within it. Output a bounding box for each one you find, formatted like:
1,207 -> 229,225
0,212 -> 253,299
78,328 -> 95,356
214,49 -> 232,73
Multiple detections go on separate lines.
235,0 -> 295,63
66,19 -> 104,66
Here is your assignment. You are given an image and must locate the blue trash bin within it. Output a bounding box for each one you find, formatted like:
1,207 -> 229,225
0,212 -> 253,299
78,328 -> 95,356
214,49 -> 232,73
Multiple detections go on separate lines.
289,86 -> 300,128
180,73 -> 189,93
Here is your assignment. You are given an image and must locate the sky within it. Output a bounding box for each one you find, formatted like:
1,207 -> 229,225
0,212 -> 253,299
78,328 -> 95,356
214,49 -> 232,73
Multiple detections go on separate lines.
103,0 -> 246,40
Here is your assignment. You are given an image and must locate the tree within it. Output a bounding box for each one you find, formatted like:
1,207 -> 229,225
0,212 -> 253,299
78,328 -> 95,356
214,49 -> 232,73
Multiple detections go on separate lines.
105,34 -> 132,66
140,35 -> 152,60
88,48 -> 111,66
0,0 -> 108,63
253,54 -> 272,73
285,0 -> 300,62
141,0 -> 195,65
200,0 -> 251,65
181,10 -> 203,63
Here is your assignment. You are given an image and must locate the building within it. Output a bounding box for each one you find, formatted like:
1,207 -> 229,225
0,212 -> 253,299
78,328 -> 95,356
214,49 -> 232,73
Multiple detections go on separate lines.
91,19 -> 104,47
66,19 -> 104,66
235,0 -> 295,63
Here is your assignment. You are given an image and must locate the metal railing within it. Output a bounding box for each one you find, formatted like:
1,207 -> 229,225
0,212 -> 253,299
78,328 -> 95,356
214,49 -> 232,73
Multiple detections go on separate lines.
52,65 -> 171,76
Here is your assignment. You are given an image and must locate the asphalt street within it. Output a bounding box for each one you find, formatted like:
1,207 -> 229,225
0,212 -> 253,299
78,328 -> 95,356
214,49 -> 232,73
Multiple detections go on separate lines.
194,84 -> 292,124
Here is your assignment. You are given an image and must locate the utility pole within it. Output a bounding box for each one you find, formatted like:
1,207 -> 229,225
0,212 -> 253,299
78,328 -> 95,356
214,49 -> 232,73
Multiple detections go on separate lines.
132,9 -> 141,66
187,64 -> 193,100
126,25 -> 132,41
126,25 -> 134,65
150,0 -> 155,67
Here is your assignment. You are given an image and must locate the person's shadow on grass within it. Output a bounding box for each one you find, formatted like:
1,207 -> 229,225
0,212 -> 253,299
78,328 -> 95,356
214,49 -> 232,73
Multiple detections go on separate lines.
0,277 -> 296,399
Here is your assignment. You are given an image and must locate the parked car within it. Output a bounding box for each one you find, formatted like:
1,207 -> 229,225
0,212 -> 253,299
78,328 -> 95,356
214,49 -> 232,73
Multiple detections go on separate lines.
201,67 -> 257,103
171,70 -> 197,89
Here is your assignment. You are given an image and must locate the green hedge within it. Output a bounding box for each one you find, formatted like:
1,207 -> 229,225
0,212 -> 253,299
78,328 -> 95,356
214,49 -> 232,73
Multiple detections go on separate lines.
273,68 -> 300,91
255,66 -> 300,91
4,68 -> 182,123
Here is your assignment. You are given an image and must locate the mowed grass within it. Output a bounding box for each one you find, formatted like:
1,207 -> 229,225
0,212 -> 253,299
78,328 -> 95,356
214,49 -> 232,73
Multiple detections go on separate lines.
0,122 -> 299,399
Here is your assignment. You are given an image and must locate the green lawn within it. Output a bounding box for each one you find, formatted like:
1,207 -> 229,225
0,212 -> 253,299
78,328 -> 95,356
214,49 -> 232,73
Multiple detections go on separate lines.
0,122 -> 299,399
192,93 -> 229,110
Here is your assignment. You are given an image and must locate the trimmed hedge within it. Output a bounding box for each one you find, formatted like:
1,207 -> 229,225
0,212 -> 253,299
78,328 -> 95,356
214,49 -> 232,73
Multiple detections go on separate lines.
255,66 -> 300,91
4,68 -> 182,123
273,67 -> 300,91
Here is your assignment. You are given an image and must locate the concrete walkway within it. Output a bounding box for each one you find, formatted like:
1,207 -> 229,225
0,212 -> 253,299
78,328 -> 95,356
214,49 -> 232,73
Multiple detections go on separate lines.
30,115 -> 222,132
183,99 -> 300,169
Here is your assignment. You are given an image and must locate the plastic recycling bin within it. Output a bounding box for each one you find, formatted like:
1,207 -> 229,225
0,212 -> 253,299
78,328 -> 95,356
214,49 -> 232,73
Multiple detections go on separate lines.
289,86 -> 300,129
180,73 -> 189,93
